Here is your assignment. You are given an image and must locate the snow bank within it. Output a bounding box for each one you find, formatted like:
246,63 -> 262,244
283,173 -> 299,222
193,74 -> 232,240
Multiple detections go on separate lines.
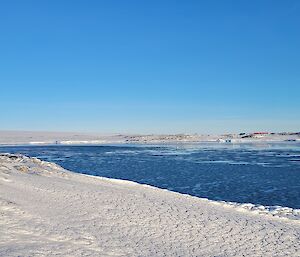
0,154 -> 299,257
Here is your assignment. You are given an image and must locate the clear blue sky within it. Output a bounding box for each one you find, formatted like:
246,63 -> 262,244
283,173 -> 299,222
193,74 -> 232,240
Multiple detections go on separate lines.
0,1 -> 299,134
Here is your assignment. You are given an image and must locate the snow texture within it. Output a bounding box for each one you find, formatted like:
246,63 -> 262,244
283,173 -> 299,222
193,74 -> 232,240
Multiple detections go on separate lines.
0,154 -> 299,257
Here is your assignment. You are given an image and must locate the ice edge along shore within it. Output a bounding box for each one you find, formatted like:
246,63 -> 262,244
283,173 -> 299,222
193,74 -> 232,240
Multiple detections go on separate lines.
1,153 -> 300,222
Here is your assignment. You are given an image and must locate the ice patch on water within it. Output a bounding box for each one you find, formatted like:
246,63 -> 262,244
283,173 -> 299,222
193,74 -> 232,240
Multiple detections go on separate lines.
105,150 -> 140,155
228,161 -> 250,165
199,160 -> 233,164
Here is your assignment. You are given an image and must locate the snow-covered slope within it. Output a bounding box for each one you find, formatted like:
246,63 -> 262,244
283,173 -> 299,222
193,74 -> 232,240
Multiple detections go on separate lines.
0,154 -> 299,256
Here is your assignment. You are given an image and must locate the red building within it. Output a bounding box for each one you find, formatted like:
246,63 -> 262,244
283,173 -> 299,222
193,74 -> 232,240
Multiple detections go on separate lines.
253,132 -> 269,135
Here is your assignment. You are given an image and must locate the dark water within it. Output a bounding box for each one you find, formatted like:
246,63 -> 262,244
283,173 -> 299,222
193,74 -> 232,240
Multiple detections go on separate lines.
1,143 -> 300,208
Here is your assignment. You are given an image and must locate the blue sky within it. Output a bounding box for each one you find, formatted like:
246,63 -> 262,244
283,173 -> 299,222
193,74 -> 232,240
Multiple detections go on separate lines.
0,1 -> 299,133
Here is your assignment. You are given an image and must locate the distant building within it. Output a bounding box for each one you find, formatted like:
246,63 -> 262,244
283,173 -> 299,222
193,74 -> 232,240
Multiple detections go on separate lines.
252,132 -> 269,138
217,138 -> 232,143
253,132 -> 269,135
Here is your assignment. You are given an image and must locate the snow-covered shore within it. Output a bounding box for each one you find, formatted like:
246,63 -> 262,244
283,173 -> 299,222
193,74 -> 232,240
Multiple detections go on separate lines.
0,154 -> 299,256
0,130 -> 299,145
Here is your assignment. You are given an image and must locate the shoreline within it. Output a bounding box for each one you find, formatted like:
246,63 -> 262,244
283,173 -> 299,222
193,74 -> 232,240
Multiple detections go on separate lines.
1,153 -> 299,256
0,139 -> 299,148
0,130 -> 299,146
1,153 -> 300,221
